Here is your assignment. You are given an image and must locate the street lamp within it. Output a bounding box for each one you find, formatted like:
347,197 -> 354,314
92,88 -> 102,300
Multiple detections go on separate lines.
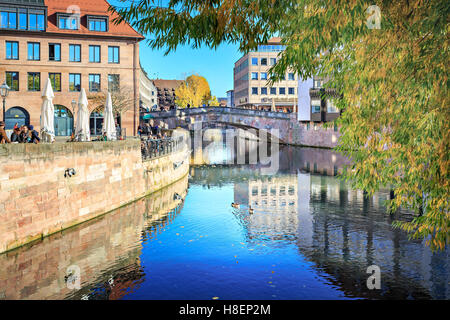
0,82 -> 10,122
71,99 -> 77,136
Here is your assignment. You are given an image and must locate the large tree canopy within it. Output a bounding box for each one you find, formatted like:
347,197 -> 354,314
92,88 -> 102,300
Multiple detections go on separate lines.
112,0 -> 449,250
175,74 -> 212,107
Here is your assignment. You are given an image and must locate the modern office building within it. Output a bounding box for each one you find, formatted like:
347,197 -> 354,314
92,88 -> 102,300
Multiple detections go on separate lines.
0,0 -> 144,136
297,76 -> 341,123
226,89 -> 234,108
233,37 -> 298,112
139,64 -> 158,111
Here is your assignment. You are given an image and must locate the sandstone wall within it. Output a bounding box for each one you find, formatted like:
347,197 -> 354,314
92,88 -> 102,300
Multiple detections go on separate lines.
0,139 -> 189,253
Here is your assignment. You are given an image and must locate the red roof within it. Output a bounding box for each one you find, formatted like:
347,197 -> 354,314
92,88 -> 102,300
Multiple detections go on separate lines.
45,0 -> 144,39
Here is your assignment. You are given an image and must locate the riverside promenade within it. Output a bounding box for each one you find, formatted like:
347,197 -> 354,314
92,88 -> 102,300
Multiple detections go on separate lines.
0,132 -> 190,254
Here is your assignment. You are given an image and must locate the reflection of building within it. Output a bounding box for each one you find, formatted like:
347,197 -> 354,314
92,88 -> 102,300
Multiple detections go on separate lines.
233,37 -> 298,112
152,79 -> 184,110
0,0 -> 144,136
139,64 -> 158,111
0,176 -> 188,300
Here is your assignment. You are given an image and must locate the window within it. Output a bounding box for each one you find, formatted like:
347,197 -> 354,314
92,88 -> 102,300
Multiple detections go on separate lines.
261,58 -> 267,65
69,44 -> 81,62
314,79 -> 323,88
288,73 -> 295,80
327,99 -> 339,113
108,74 -> 120,92
6,41 -> 18,60
18,10 -> 26,30
306,122 -> 310,130
89,45 -> 101,63
288,87 -> 295,95
251,57 -> 258,65
0,10 -> 16,29
252,87 -> 258,95
311,99 -> 321,113
29,10 -> 45,31
108,46 -> 120,63
27,72 -> 40,91
261,87 -> 267,95
49,43 -> 61,61
270,87 -> 276,95
270,58 -> 276,65
58,14 -> 79,30
27,42 -> 40,60
260,72 -> 267,80
89,74 -> 101,92
69,73 -> 81,92
5,72 -> 19,91
279,87 -> 286,95
49,73 -> 61,92
88,17 -> 107,31
251,72 -> 258,80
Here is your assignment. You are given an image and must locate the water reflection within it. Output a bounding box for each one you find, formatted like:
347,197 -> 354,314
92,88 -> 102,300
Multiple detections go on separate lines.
0,176 -> 188,300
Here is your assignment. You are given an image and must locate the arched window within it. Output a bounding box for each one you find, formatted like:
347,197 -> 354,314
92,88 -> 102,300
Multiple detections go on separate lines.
5,107 -> 30,130
90,107 -> 104,136
54,105 -> 74,136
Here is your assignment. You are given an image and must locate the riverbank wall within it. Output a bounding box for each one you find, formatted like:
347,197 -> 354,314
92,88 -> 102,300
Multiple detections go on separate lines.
0,138 -> 190,254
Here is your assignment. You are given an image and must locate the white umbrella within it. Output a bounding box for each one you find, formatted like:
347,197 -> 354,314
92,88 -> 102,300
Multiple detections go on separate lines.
40,78 -> 55,143
102,92 -> 116,141
75,88 -> 90,142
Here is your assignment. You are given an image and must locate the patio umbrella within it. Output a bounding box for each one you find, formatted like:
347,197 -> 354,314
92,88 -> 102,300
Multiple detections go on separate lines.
40,78 -> 55,143
75,88 -> 90,142
102,92 -> 116,141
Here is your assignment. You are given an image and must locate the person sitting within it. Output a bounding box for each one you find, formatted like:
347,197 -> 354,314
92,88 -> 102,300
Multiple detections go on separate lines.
10,127 -> 21,143
27,125 -> 40,144
0,121 -> 11,144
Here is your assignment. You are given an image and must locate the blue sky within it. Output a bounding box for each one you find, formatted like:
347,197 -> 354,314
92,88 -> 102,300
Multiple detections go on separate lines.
110,1 -> 242,98
139,42 -> 242,98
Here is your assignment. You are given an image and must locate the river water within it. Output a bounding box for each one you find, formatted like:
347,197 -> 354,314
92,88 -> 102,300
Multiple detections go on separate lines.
0,140 -> 448,300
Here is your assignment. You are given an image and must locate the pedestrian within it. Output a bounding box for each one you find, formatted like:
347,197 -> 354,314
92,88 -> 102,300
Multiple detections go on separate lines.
27,125 -> 40,144
10,127 -> 21,143
0,121 -> 11,144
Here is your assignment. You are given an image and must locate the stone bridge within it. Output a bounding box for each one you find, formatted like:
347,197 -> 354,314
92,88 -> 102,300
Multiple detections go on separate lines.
145,107 -> 340,148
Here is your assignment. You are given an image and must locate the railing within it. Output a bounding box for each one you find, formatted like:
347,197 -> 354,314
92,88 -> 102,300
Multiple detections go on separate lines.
141,135 -> 185,160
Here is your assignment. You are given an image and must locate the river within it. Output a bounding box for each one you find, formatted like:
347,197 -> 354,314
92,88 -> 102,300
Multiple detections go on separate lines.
0,139 -> 448,300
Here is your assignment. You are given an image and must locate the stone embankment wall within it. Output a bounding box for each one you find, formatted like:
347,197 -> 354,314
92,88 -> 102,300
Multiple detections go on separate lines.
0,139 -> 189,254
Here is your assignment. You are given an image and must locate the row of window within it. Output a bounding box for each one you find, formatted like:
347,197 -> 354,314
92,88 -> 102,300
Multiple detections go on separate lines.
251,87 -> 296,95
251,57 -> 277,66
5,41 -> 120,63
250,72 -> 295,81
0,8 -> 45,31
311,99 -> 339,113
0,6 -> 109,33
5,71 -> 120,93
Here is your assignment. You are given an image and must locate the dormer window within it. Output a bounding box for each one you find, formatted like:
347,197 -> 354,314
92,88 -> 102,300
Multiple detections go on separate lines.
57,13 -> 79,30
87,16 -> 108,32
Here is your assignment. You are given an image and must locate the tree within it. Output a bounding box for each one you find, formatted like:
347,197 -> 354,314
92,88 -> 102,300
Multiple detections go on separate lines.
209,96 -> 220,107
112,1 -> 449,250
175,74 -> 212,107
88,85 -> 134,122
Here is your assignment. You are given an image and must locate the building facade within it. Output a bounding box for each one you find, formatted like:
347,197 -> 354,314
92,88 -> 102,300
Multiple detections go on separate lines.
152,79 -> 183,110
0,0 -> 144,136
226,89 -> 234,108
139,64 -> 158,111
233,37 -> 298,112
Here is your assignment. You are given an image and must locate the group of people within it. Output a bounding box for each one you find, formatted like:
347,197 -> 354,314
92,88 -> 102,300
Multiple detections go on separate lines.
0,121 -> 40,144
138,122 -> 162,138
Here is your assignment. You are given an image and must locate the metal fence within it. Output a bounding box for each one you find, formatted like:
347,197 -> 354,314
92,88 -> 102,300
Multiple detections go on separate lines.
141,135 -> 185,160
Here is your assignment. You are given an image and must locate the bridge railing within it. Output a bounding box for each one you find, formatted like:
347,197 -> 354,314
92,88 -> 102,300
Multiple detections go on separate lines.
142,107 -> 291,119
141,135 -> 185,160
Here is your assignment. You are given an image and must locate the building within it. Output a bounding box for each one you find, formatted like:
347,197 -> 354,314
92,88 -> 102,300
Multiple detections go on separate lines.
226,89 -> 234,108
217,97 -> 227,107
0,0 -> 144,136
139,64 -> 158,111
233,37 -> 298,112
152,79 -> 183,110
297,76 -> 341,123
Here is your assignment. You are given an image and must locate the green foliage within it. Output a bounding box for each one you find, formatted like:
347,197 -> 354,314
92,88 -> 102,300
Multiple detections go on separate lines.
112,0 -> 449,250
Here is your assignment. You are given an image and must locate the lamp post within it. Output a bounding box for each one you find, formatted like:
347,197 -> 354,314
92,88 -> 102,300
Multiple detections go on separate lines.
0,82 -> 10,122
71,99 -> 77,136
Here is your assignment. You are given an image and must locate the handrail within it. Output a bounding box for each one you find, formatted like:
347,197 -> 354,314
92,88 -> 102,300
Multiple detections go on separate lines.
141,136 -> 185,160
